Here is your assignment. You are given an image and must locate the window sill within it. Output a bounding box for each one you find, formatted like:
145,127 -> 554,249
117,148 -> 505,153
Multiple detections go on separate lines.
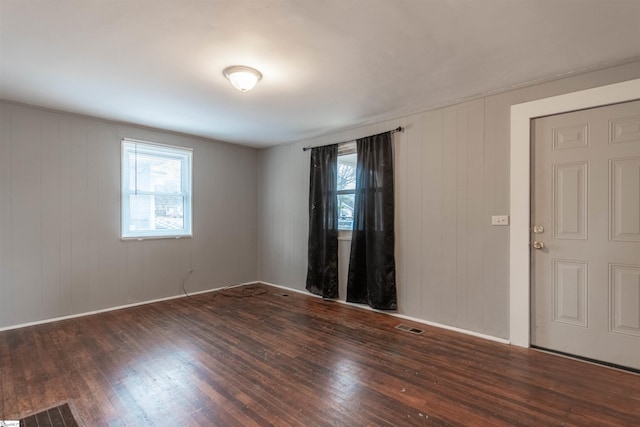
121,235 -> 192,241
338,231 -> 352,241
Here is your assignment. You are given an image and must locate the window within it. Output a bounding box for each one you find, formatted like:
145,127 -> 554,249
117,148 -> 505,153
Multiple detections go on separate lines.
121,139 -> 192,239
337,142 -> 356,231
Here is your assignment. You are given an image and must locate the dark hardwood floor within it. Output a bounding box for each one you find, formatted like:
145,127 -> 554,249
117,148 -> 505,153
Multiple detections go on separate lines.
1,283 -> 639,426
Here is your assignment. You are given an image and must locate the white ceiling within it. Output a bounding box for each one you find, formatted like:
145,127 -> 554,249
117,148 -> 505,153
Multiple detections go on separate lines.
1,1 -> 639,148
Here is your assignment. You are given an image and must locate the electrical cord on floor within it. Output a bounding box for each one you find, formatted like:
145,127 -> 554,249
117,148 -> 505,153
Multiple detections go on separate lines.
181,269 -> 269,303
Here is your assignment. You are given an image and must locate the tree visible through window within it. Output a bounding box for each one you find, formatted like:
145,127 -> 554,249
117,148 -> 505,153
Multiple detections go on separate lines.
337,142 -> 356,231
121,139 -> 193,239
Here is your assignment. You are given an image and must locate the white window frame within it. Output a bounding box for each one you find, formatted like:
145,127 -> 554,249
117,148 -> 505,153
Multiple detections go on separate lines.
121,138 -> 193,240
337,141 -> 357,239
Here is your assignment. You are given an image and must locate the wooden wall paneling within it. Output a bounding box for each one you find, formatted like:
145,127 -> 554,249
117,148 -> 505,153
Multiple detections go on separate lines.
255,154 -> 262,281
245,150 -> 261,282
276,146 -> 289,287
291,144 -> 309,292
440,106 -> 459,327
421,110 -> 445,322
276,147 -> 292,287
273,147 -> 287,287
11,106 -> 43,323
256,148 -> 264,281
227,145 -> 260,284
264,146 -> 280,284
268,146 -> 284,287
189,137 -> 213,291
86,120 -> 100,310
403,114 -> 424,316
258,147 -> 283,286
145,240 -> 173,299
465,99 -> 487,331
257,148 -> 273,283
393,118 -> 408,313
483,95 -> 512,338
69,117 -> 91,312
255,61 -> 640,341
455,103 -> 470,329
0,104 -> 14,325
257,149 -> 269,282
278,146 -> 296,288
0,103 -> 261,329
257,148 -> 272,284
58,113 -> 73,318
40,111 -> 62,319
203,142 -> 232,286
265,147 -> 281,280
242,148 -> 260,282
96,122 -> 122,309
283,147 -> 296,288
175,239 -> 193,296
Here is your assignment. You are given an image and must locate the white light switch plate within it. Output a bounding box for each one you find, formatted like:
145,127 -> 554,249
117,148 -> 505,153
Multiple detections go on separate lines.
492,215 -> 509,226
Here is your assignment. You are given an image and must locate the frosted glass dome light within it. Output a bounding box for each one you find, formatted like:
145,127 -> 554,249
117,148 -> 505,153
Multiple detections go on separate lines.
223,66 -> 262,92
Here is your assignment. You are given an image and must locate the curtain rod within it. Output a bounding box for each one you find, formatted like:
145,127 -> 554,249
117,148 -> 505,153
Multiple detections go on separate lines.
302,126 -> 404,152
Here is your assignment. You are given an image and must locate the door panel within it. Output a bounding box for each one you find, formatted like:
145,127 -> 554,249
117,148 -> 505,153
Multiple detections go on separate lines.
610,115 -> 640,144
610,158 -> 640,241
553,162 -> 588,240
610,264 -> 640,337
532,99 -> 640,370
553,259 -> 588,327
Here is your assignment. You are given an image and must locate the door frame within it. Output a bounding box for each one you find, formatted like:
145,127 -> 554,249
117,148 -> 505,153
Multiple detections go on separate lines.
509,78 -> 640,347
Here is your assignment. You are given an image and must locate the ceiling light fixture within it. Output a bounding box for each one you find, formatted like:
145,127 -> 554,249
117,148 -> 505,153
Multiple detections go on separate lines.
223,66 -> 262,92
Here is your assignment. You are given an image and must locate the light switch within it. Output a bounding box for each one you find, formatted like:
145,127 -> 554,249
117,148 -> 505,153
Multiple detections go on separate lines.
492,215 -> 509,226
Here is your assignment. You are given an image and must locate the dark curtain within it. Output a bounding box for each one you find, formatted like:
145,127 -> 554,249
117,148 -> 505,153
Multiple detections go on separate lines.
346,132 -> 397,309
306,144 -> 339,298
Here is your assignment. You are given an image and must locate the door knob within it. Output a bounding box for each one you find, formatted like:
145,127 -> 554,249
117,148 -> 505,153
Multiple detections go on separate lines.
532,241 -> 544,250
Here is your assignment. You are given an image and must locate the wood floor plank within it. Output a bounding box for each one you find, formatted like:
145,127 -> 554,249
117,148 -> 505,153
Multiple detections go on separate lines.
1,283 -> 639,426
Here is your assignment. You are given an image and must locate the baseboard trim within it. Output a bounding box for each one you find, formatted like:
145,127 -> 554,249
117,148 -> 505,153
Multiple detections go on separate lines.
259,281 -> 510,345
382,312 -> 510,344
0,281 -> 261,332
2,280 -> 510,346
259,281 -> 315,296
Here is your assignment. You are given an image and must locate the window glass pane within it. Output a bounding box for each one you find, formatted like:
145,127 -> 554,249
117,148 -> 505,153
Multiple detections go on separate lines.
337,153 -> 356,191
122,139 -> 192,239
154,195 -> 185,230
337,151 -> 357,231
128,194 -> 155,231
338,193 -> 354,230
128,194 -> 185,231
128,152 -> 182,193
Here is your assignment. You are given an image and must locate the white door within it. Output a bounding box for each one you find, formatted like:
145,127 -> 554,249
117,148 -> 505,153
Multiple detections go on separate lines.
531,99 -> 640,370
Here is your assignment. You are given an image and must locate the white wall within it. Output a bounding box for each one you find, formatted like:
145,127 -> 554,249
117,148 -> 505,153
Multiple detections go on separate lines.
0,102 -> 259,328
258,60 -> 640,340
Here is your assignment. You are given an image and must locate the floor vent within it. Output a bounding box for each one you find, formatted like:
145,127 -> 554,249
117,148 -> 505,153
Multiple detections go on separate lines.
395,323 -> 424,335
